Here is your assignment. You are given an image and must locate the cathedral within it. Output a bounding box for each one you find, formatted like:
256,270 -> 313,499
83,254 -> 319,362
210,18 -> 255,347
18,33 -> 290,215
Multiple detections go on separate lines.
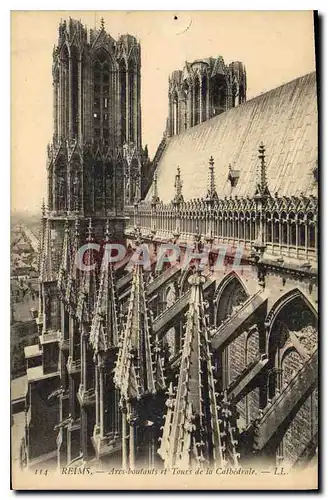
19,17 -> 318,473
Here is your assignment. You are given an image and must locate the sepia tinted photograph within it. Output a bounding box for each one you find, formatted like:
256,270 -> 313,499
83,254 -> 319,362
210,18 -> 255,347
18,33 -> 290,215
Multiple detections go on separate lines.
10,10 -> 318,490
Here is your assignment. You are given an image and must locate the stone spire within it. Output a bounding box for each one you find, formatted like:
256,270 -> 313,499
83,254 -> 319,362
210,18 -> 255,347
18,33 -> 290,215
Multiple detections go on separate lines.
255,142 -> 271,199
37,199 -> 47,277
205,157 -> 218,245
206,156 -> 218,201
114,228 -> 165,470
40,215 -> 54,283
172,166 -> 184,205
57,219 -> 71,301
65,215 -> 81,314
158,266 -> 240,470
76,218 -> 98,324
41,198 -> 46,216
151,172 -> 160,206
89,220 -> 119,355
114,229 -> 165,403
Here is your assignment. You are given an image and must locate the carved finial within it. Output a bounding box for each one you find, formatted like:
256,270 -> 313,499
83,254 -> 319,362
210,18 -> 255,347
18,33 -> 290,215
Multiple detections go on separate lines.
206,156 -> 218,201
258,143 -> 266,188
100,17 -> 105,30
41,198 -> 46,218
74,215 -> 80,239
255,142 -> 270,199
193,227 -> 203,259
151,172 -> 160,205
173,166 -> 184,204
87,218 -> 93,242
104,219 -> 111,243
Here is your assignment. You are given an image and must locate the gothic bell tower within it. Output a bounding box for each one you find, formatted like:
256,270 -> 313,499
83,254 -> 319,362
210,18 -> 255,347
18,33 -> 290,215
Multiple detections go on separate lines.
28,18 -> 145,468
47,17 -> 143,222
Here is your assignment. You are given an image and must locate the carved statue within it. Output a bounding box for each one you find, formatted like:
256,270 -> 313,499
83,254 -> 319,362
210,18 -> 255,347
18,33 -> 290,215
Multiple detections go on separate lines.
105,171 -> 113,210
44,290 -> 51,314
125,176 -> 131,205
72,171 -> 80,210
57,175 -> 66,211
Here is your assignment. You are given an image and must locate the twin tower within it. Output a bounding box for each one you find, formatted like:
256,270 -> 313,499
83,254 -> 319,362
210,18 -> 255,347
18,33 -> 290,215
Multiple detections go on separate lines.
167,58 -> 247,136
48,18 -> 143,216
47,18 -> 247,218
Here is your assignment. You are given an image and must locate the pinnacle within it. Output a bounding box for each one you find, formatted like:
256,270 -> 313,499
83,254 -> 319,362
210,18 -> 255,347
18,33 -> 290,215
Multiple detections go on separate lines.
104,219 -> 111,243
87,217 -> 93,242
41,198 -> 46,217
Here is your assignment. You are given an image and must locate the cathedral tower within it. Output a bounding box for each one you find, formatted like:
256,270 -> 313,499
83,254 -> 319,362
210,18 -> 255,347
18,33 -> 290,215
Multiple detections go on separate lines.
24,17 -> 145,469
167,57 -> 246,136
48,17 -> 143,219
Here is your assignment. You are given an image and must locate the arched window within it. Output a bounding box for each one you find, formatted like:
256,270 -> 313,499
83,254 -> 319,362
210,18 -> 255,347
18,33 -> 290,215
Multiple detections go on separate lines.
201,75 -> 207,122
173,92 -> 179,135
245,328 -> 260,425
266,211 -> 272,243
245,211 -> 250,241
102,62 -> 111,140
250,211 -> 256,241
267,293 -> 318,467
233,211 -> 239,240
273,211 -> 279,244
128,59 -> 135,142
61,45 -> 69,137
184,83 -> 189,130
55,156 -> 67,212
223,211 -> 228,238
189,84 -> 194,127
281,211 -> 288,245
93,60 -> 101,140
105,161 -> 113,211
289,212 -> 296,246
93,49 -> 112,142
120,59 -> 127,144
307,212 -> 315,248
94,161 -> 103,213
73,317 -> 81,362
53,67 -> 60,140
220,84 -> 227,109
215,275 -> 248,389
228,211 -> 233,238
298,213 -> 305,247
201,213 -> 206,235
71,46 -> 79,138
194,78 -> 200,125
211,75 -> 227,116
48,169 -> 53,212
218,211 -> 222,237
239,212 -> 245,240
130,158 -> 139,203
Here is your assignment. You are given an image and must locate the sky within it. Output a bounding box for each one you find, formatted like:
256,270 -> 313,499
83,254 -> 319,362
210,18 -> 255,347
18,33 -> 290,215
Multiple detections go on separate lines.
11,10 -> 316,214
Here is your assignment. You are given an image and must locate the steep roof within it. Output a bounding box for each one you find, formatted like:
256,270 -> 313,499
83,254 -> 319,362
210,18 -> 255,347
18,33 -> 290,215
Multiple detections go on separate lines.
147,72 -> 317,203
